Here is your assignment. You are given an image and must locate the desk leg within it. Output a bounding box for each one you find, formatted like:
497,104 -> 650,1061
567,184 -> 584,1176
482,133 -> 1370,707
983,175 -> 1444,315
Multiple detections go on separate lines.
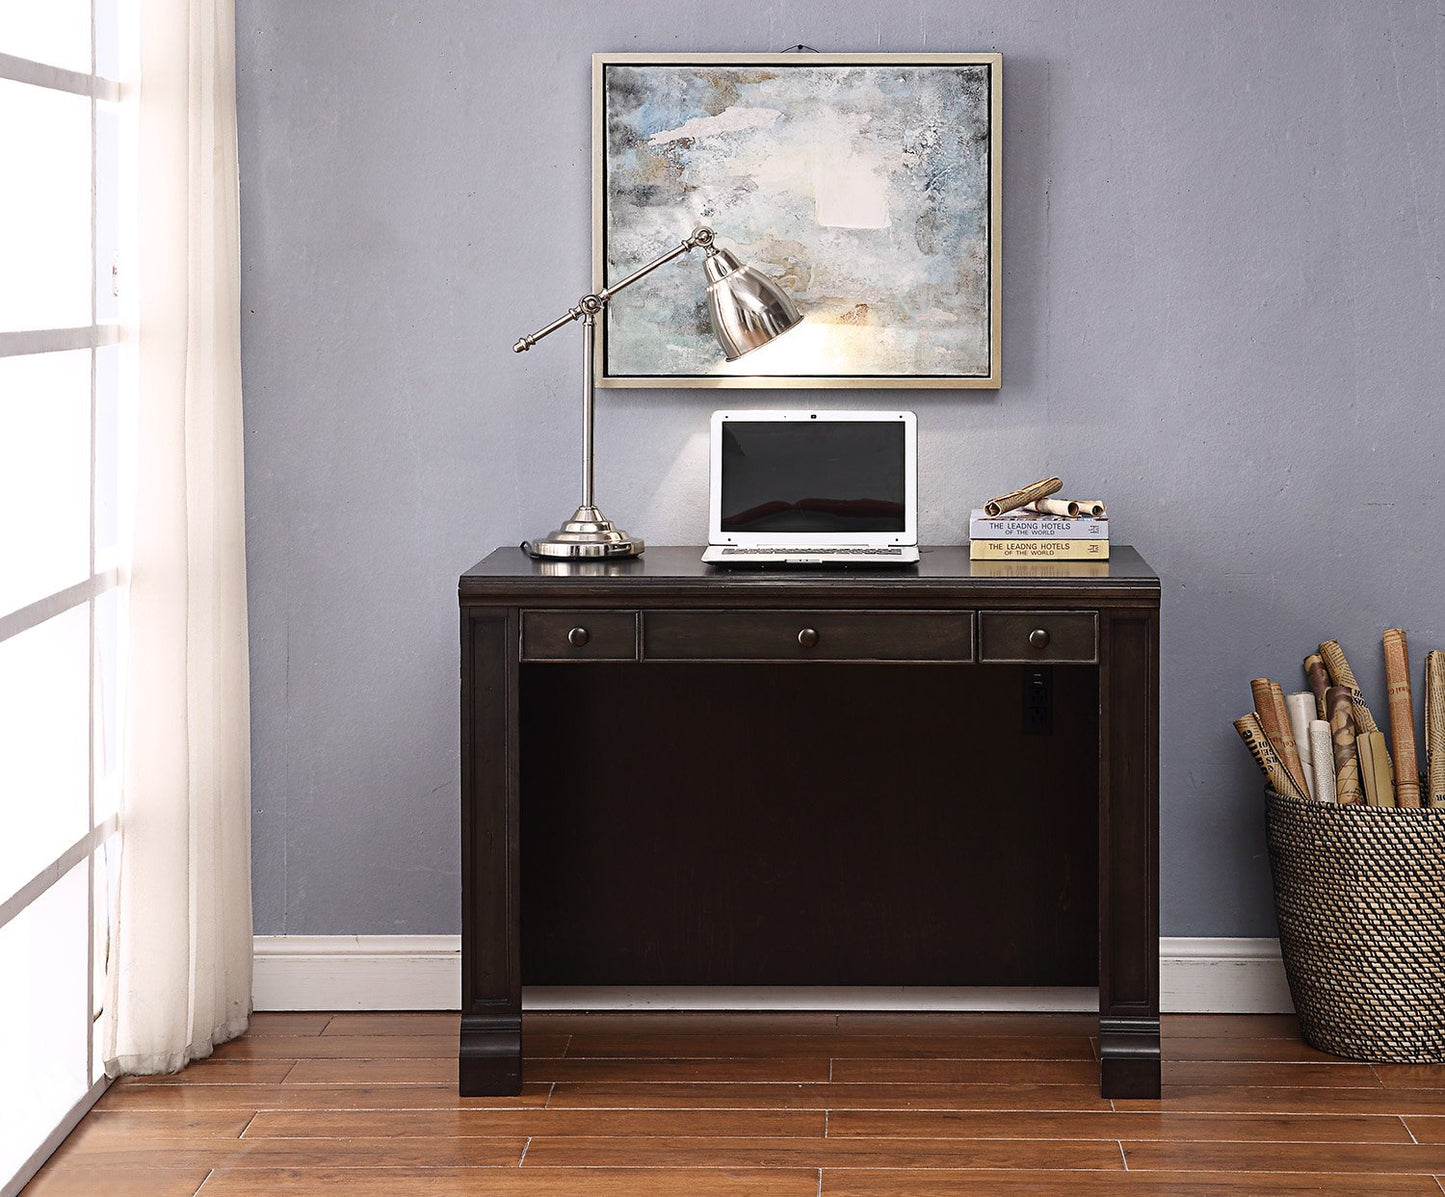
1098,608 -> 1161,1098
459,608 -> 522,1096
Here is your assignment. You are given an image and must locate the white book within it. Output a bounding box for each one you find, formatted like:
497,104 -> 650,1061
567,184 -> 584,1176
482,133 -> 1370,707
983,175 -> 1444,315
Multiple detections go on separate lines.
968,507 -> 1109,540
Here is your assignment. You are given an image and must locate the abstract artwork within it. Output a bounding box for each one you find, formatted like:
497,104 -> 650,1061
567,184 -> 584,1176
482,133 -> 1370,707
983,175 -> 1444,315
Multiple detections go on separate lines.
594,53 -> 1001,388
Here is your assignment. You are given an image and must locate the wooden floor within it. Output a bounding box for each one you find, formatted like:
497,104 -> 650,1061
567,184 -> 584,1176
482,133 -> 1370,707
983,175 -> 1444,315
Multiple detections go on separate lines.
23,1011 -> 1445,1195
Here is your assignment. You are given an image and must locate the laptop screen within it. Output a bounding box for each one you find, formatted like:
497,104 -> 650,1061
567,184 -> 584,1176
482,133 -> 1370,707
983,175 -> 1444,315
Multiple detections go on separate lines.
719,419 -> 907,534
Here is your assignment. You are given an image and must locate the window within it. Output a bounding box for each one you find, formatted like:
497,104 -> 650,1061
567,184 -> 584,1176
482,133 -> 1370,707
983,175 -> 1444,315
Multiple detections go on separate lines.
0,4 -> 132,1191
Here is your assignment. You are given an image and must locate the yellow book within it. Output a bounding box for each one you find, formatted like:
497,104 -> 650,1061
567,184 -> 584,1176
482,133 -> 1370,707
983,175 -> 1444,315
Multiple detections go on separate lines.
969,539 -> 1111,561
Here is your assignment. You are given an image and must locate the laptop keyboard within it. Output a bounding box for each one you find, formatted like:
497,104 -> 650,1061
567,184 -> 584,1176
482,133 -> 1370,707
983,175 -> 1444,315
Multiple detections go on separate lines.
719,546 -> 907,556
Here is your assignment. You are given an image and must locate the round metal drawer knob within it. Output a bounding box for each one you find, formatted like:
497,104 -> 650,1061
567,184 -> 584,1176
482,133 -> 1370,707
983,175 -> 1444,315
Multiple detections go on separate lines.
567,626 -> 590,647
798,628 -> 819,649
1028,628 -> 1051,649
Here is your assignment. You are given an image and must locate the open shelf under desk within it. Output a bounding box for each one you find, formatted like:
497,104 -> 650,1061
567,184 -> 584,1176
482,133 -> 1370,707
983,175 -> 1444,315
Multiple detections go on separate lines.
520,661 -> 1100,988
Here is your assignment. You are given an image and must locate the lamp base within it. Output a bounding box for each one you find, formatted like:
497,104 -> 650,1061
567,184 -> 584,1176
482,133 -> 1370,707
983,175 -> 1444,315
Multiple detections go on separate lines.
526,505 -> 644,559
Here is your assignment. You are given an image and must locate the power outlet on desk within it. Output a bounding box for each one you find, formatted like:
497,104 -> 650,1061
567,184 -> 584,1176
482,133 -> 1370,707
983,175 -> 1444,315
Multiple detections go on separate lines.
1023,666 -> 1053,735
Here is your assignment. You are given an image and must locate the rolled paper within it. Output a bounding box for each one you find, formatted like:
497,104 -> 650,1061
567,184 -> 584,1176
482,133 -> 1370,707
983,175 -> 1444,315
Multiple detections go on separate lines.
1356,729 -> 1374,804
1327,685 -> 1365,805
1427,650 -> 1445,808
1357,730 -> 1381,806
984,477 -> 1063,517
1370,730 -> 1397,806
1382,628 -> 1421,808
1023,498 -> 1080,517
1267,682 -> 1309,797
1318,639 -> 1382,735
1250,678 -> 1309,799
1309,720 -> 1337,803
1286,691 -> 1316,800
1249,677 -> 1273,718
1303,653 -> 1331,720
1234,713 -> 1307,799
1076,500 -> 1106,516
1359,730 -> 1395,807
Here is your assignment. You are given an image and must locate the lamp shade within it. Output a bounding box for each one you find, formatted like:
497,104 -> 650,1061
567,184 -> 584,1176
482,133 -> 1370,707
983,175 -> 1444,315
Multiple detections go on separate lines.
704,247 -> 804,361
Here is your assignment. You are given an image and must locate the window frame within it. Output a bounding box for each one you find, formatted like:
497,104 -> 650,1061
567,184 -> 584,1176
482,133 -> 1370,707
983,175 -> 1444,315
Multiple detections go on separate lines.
0,7 -> 131,1193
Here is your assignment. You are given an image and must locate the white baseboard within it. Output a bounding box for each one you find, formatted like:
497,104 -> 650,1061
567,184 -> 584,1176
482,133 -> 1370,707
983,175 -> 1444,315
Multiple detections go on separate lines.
1160,936 -> 1292,1014
252,935 -> 1293,1015
252,936 -> 462,1012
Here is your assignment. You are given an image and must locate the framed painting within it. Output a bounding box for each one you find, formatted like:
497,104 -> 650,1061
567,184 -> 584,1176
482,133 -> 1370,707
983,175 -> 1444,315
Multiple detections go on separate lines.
593,52 -> 1001,389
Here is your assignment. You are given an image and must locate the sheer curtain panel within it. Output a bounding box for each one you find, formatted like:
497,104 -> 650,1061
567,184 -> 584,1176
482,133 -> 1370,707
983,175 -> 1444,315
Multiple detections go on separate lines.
103,0 -> 252,1075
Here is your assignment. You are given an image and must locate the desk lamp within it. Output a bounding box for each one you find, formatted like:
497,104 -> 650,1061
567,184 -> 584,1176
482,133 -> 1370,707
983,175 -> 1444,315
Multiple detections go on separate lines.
513,225 -> 803,559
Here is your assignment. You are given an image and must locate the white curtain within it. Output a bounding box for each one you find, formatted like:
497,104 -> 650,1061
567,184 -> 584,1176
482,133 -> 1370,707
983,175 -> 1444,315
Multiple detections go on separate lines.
104,0 -> 253,1076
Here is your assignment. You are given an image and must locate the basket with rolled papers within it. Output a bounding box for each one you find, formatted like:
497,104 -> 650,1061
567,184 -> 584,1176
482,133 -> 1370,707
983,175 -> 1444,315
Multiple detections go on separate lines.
1233,630 -> 1440,808
1233,631 -> 1445,1064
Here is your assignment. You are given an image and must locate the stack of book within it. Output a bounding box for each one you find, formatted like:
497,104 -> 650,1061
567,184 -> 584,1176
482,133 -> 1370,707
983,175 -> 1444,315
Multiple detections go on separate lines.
967,507 -> 1110,561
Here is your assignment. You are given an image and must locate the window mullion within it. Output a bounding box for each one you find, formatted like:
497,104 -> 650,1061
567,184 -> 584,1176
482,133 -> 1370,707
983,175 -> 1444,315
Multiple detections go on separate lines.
0,326 -> 119,358
0,815 -> 118,936
0,569 -> 120,647
0,50 -> 118,101
87,0 -> 99,1093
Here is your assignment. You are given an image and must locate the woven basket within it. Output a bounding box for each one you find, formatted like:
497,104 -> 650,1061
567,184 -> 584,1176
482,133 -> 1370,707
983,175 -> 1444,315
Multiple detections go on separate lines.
1265,788 -> 1445,1063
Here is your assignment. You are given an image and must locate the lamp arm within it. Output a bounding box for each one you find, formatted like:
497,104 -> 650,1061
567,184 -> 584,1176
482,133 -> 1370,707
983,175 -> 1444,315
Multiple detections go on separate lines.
596,225 -> 713,302
512,226 -> 715,353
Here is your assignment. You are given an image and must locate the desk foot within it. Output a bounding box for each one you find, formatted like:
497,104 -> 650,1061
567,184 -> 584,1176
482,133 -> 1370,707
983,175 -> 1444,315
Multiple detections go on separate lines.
459,1014 -> 522,1096
1099,1015 -> 1161,1098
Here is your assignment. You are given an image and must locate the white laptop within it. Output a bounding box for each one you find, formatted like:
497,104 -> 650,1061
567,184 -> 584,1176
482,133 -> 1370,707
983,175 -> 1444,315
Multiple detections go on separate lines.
701,410 -> 920,567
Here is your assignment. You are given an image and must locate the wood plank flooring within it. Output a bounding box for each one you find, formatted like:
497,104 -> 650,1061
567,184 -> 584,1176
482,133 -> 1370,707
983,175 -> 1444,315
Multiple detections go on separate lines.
23,1011 -> 1445,1195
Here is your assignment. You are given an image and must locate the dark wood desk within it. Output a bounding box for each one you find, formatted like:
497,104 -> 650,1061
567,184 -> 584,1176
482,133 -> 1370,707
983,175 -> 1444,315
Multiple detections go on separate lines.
459,546 -> 1160,1098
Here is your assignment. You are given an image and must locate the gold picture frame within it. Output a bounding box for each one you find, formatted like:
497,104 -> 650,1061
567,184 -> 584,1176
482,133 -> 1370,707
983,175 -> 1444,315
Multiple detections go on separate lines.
593,52 -> 1002,389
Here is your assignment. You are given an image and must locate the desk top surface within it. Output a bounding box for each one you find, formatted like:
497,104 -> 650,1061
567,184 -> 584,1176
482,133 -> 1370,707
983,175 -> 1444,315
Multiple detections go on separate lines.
461,545 -> 1158,604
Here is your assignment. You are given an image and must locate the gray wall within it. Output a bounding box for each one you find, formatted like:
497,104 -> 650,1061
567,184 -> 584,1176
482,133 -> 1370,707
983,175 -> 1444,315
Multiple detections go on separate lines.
238,1 -> 1445,937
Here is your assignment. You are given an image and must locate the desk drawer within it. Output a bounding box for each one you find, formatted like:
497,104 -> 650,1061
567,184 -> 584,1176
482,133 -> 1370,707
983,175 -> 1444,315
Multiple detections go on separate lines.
979,610 -> 1098,663
644,610 -> 973,662
522,610 -> 638,661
